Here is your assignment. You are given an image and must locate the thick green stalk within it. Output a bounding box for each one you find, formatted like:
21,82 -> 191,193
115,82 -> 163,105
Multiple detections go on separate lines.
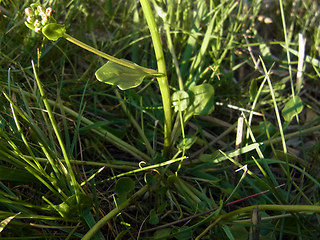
140,0 -> 172,156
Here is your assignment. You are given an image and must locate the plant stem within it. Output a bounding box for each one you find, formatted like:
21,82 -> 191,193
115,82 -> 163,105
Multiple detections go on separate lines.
196,204 -> 320,239
139,0 -> 172,156
63,33 -> 159,75
81,184 -> 149,240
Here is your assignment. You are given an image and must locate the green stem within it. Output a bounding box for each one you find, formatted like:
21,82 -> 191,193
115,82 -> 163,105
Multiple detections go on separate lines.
63,33 -> 159,75
226,204 -> 320,221
81,184 -> 149,240
139,0 -> 172,156
196,204 -> 320,239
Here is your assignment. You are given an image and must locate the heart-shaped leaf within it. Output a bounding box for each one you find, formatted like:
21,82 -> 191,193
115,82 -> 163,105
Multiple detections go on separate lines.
115,177 -> 135,197
282,96 -> 303,122
95,61 -> 151,90
149,209 -> 159,225
185,83 -> 215,119
177,136 -> 197,151
172,90 -> 189,112
42,23 -> 66,41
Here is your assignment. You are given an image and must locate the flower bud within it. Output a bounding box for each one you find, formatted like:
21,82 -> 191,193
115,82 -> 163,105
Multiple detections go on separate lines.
25,7 -> 32,16
26,16 -> 33,23
34,19 -> 40,28
39,11 -> 46,19
34,27 -> 41,33
41,15 -> 48,25
46,7 -> 53,17
37,5 -> 44,13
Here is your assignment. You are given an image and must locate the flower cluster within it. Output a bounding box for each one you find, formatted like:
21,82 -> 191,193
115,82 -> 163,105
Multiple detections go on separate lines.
24,3 -> 54,33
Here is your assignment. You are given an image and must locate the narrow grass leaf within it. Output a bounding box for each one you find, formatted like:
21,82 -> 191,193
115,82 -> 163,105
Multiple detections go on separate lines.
82,208 -> 105,240
0,212 -> 20,233
222,225 -> 235,240
0,166 -> 36,183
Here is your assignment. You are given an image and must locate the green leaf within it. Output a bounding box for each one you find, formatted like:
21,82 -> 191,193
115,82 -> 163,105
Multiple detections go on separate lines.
115,177 -> 135,197
149,209 -> 159,225
282,96 -> 304,122
0,166 -> 36,183
171,90 -> 189,112
174,226 -> 193,240
25,21 -> 36,32
82,208 -> 105,240
56,193 -> 93,219
156,201 -> 167,214
222,225 -> 236,240
95,61 -> 151,90
167,174 -> 179,185
177,136 -> 197,151
185,83 -> 215,119
42,23 -> 66,41
153,228 -> 172,240
249,78 -> 257,101
259,121 -> 276,136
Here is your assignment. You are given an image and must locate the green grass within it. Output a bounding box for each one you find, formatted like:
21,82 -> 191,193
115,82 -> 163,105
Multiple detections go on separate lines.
1,0 -> 320,239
